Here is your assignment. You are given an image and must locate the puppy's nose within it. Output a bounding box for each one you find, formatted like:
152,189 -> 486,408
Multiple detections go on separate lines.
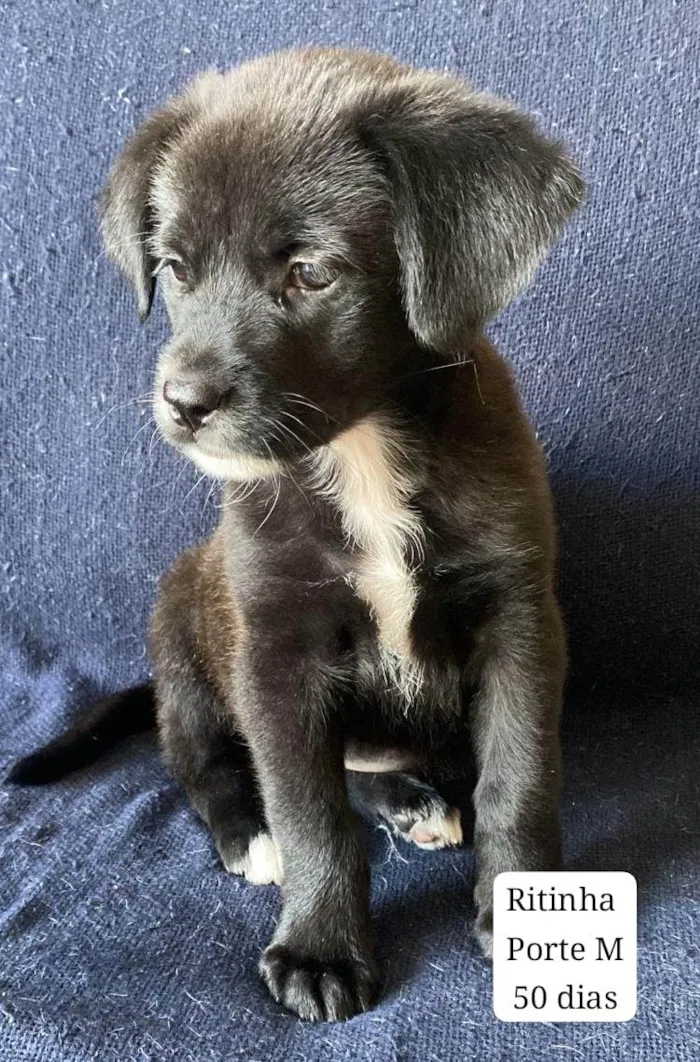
163,378 -> 223,433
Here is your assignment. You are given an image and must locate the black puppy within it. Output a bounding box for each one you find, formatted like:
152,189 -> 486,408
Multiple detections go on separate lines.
10,48 -> 584,1022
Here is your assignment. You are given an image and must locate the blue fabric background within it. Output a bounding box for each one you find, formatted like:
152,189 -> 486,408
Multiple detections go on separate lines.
1,1 -> 698,1059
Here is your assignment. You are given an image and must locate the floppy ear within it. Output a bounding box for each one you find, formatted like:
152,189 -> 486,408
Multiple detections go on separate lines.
362,77 -> 585,352
100,104 -> 189,320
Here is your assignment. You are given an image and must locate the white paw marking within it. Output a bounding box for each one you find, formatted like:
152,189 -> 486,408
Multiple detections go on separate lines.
404,806 -> 463,850
224,833 -> 283,885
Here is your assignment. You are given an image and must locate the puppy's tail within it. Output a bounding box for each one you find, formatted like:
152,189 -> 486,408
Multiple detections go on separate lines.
7,683 -> 157,785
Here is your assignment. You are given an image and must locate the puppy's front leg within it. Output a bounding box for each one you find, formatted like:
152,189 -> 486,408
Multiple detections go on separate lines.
470,591 -> 566,956
234,641 -> 378,1022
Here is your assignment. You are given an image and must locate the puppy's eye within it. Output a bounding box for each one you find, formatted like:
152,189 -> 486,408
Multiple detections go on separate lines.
166,259 -> 189,284
288,262 -> 336,291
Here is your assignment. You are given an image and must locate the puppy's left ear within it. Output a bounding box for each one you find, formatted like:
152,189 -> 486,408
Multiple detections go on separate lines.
362,75 -> 585,352
100,102 -> 191,320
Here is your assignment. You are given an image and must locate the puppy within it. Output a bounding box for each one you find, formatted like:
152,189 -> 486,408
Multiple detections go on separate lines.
10,48 -> 584,1021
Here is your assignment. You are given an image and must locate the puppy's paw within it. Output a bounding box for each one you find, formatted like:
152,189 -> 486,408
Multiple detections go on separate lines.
260,945 -> 378,1022
389,798 -> 463,850
474,906 -> 493,959
218,832 -> 283,885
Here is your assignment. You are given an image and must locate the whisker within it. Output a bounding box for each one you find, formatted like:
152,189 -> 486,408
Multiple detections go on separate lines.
282,391 -> 338,425
169,455 -> 193,497
274,418 -> 314,456
275,417 -> 312,448
220,478 -> 261,509
252,475 -> 282,538
148,426 -> 163,461
120,416 -> 156,466
285,465 -> 313,509
256,421 -> 311,509
265,428 -> 285,450
278,408 -> 310,434
277,408 -> 330,449
181,473 -> 207,508
472,361 -> 484,405
260,436 -> 279,464
255,416 -> 289,458
221,483 -> 247,507
92,392 -> 155,432
396,359 -> 475,382
263,413 -> 310,455
203,477 -> 218,513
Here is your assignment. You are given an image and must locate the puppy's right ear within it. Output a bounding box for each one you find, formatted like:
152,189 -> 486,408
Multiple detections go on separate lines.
100,105 -> 188,320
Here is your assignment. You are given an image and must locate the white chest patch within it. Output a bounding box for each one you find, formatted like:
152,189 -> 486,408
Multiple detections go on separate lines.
309,416 -> 426,704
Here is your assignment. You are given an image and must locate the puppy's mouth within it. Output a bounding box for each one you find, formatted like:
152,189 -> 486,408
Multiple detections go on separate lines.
181,441 -> 284,482
153,394 -> 308,482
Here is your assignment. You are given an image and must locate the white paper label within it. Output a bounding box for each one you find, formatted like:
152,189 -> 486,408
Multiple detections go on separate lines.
493,872 -> 637,1021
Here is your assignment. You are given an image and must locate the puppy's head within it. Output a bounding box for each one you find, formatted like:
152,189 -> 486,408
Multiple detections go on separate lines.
101,48 -> 584,481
